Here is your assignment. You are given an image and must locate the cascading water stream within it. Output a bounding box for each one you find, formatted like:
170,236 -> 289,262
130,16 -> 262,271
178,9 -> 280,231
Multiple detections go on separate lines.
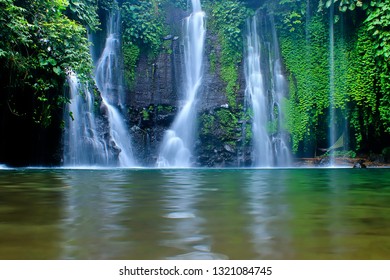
63,73 -> 108,166
64,7 -> 134,167
244,13 -> 291,167
157,0 -> 205,167
270,17 -> 292,166
245,16 -> 272,166
94,10 -> 134,167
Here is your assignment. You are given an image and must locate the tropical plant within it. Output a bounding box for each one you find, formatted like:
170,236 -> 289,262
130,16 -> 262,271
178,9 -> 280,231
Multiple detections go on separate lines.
0,0 -> 95,127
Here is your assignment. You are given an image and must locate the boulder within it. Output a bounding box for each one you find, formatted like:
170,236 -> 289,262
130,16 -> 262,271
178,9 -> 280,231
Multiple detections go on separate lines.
353,159 -> 367,168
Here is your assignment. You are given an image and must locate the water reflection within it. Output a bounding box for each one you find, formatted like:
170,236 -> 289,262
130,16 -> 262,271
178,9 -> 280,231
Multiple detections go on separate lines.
245,171 -> 292,259
160,170 -> 225,259
1,168 -> 390,259
0,170 -> 64,259
61,170 -> 133,259
197,170 -> 255,259
327,170 -> 349,257
121,170 -> 170,259
325,170 -> 390,259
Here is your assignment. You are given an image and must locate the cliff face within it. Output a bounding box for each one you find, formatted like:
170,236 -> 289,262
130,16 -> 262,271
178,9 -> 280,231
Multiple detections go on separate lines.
130,42 -> 180,108
127,5 -> 250,167
0,4 -> 250,167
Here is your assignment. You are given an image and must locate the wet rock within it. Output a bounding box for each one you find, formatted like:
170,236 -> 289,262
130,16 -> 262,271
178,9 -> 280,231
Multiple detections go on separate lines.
163,34 -> 174,40
353,159 -> 367,168
224,144 -> 235,153
368,153 -> 384,164
100,103 -> 108,118
383,147 -> 390,163
317,157 -> 330,166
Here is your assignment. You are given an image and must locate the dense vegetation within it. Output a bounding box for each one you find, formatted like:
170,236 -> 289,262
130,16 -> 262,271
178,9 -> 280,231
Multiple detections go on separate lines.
1,0 -> 389,165
274,0 -> 390,156
0,0 -> 110,165
0,0 -> 111,127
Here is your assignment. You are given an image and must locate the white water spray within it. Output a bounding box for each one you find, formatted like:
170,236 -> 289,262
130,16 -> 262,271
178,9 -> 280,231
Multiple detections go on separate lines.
245,16 -> 272,166
244,13 -> 291,167
64,8 -> 134,167
64,73 -> 108,166
94,10 -> 134,167
157,0 -> 205,167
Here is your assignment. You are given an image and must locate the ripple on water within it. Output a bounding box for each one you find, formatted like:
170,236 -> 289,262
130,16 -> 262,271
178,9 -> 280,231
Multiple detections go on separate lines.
167,251 -> 228,260
163,212 -> 196,219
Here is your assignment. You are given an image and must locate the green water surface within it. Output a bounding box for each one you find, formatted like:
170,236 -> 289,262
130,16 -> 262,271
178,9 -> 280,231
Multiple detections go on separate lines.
0,168 -> 389,259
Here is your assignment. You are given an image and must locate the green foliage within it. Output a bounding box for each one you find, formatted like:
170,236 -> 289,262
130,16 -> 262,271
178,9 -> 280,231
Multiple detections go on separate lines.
39,17 -> 92,77
142,108 -> 150,121
220,64 -> 239,107
283,11 -> 303,32
199,112 -> 215,153
364,1 -> 390,132
67,0 -> 100,31
99,0 -> 116,11
200,114 -> 215,135
366,1 -> 390,60
278,0 -> 390,154
207,0 -> 249,52
0,0 -> 94,127
317,0 -> 390,134
205,0 -> 250,108
157,104 -> 174,113
379,73 -> 390,133
216,109 -> 239,145
162,39 -> 172,54
121,0 -> 164,54
170,0 -> 187,10
274,0 -> 306,32
245,123 -> 252,145
280,16 -> 330,152
122,43 -> 140,86
200,109 -> 240,147
318,0 -> 362,12
346,24 -> 380,149
121,0 -> 167,86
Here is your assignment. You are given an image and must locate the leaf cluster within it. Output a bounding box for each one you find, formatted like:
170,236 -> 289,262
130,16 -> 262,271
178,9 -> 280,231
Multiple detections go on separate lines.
0,0 -> 96,127
67,0 -> 100,31
121,0 -> 164,54
280,16 -> 330,152
205,0 -> 250,107
120,0 -> 166,86
318,0 -> 363,12
277,0 -> 390,153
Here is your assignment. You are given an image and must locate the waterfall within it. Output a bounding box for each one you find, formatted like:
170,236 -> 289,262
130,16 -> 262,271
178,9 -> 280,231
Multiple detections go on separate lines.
63,73 -> 108,166
157,0 -> 206,167
94,10 -> 134,167
245,16 -> 272,166
244,13 -> 291,167
63,8 -> 134,167
328,3 -> 336,165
